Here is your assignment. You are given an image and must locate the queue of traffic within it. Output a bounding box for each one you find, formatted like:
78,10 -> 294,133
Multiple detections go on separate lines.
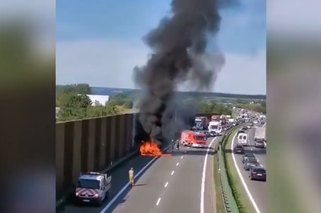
233,124 -> 267,182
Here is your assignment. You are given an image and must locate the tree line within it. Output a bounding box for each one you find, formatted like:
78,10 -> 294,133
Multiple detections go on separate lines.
236,100 -> 266,114
56,84 -> 257,121
56,84 -> 134,121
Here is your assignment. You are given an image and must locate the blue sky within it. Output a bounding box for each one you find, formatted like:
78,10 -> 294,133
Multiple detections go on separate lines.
56,0 -> 266,94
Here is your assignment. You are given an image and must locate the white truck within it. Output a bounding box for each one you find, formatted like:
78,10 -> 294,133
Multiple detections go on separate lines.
208,121 -> 222,136
237,130 -> 248,146
74,172 -> 111,206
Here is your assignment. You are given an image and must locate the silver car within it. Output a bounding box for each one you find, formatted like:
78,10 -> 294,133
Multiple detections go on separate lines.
243,157 -> 260,170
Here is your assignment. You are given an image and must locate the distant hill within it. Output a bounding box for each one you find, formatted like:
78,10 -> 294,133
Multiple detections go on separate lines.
89,87 -> 266,100
56,85 -> 265,100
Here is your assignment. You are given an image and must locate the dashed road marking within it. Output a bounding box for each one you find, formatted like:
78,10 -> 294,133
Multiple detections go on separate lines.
99,144 -> 172,212
156,198 -> 161,205
181,156 -> 183,159
164,182 -> 168,187
176,162 -> 179,166
171,171 -> 174,175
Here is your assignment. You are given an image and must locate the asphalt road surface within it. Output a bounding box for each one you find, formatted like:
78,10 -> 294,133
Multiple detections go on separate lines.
231,126 -> 266,213
58,137 -> 219,213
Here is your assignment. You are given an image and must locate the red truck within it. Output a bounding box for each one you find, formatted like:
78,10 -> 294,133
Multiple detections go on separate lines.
181,130 -> 207,148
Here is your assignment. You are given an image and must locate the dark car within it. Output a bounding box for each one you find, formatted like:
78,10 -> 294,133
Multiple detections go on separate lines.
242,153 -> 256,163
249,166 -> 266,181
244,157 -> 260,170
238,130 -> 246,134
241,126 -> 248,131
254,140 -> 265,148
233,145 -> 244,154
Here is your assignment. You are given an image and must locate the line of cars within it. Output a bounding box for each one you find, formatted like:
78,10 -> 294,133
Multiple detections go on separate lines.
233,146 -> 266,181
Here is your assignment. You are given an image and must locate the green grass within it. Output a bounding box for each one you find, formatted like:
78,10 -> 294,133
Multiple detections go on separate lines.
213,142 -> 225,213
223,130 -> 255,213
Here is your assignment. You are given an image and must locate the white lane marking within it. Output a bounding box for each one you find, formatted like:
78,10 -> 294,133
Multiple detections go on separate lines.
100,144 -> 171,212
181,156 -> 184,159
231,130 -> 262,213
176,162 -> 179,166
171,171 -> 175,175
156,198 -> 161,205
164,182 -> 168,187
200,137 -> 217,213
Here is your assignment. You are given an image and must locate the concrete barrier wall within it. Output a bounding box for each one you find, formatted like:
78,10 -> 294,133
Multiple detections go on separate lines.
56,113 -> 135,198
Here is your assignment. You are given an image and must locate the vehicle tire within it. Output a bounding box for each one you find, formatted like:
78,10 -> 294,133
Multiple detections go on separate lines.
73,199 -> 80,206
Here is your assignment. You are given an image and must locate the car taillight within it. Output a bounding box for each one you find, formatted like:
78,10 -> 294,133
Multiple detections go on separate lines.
252,172 -> 256,174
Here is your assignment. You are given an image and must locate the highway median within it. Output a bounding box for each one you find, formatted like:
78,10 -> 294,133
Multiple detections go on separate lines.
213,136 -> 225,213
222,128 -> 255,213
214,128 -> 239,213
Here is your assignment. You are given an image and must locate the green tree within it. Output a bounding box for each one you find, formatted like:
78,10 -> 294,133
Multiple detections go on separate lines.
109,93 -> 134,109
105,102 -> 119,115
56,83 -> 91,94
58,93 -> 92,120
123,99 -> 134,109
197,101 -> 232,115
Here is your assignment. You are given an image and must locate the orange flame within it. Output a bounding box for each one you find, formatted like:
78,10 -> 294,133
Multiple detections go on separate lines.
140,141 -> 162,156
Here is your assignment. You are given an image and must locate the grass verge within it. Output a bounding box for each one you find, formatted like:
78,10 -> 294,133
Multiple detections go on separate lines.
213,141 -> 225,213
223,129 -> 255,213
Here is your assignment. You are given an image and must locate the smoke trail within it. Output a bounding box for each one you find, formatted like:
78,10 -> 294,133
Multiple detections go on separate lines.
133,0 -> 225,144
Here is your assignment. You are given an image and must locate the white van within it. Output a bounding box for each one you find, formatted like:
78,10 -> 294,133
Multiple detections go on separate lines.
208,121 -> 222,136
237,133 -> 248,146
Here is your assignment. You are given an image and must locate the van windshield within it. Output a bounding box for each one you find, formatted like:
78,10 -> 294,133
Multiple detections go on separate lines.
209,125 -> 218,129
194,135 -> 206,141
77,179 -> 100,189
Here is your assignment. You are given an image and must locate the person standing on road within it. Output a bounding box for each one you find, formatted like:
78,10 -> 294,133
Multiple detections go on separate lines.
129,168 -> 134,186
171,139 -> 175,150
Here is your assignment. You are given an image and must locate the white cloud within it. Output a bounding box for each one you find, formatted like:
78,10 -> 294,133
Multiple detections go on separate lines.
56,39 -> 266,94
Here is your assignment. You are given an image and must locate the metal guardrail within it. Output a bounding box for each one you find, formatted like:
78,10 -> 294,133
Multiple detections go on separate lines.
217,128 -> 240,213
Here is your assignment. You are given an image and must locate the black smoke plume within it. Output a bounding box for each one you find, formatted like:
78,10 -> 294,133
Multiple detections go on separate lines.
133,0 -> 225,145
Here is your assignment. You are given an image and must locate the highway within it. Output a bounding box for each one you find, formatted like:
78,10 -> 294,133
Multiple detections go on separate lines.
231,125 -> 266,213
58,137 -> 219,213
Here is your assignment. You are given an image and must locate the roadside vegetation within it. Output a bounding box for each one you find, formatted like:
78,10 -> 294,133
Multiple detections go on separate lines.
56,84 -> 134,121
223,129 -> 255,213
56,84 -> 239,122
213,140 -> 225,213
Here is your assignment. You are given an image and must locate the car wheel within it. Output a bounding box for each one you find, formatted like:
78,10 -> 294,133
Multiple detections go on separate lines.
96,199 -> 102,207
105,191 -> 109,199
